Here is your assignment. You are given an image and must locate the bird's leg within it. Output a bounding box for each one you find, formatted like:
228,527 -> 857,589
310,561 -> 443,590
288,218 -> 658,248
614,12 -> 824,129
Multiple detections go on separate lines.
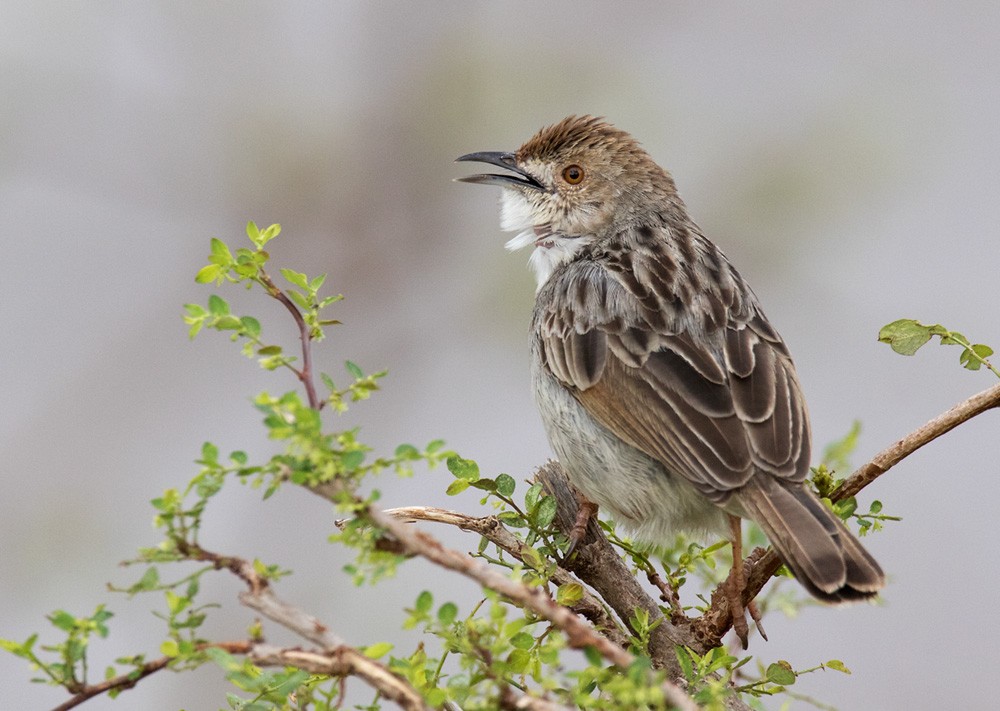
564,493 -> 599,558
725,515 -> 767,647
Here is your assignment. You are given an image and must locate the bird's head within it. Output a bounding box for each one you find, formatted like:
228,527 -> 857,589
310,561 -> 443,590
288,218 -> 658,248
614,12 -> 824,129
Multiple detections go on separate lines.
457,115 -> 677,245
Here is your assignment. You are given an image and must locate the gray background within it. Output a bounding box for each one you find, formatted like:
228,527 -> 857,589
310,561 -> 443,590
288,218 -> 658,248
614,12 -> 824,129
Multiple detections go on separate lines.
2,3 -> 997,709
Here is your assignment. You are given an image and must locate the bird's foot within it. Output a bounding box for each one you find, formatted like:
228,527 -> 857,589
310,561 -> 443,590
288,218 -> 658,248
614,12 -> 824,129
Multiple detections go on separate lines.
563,496 -> 599,559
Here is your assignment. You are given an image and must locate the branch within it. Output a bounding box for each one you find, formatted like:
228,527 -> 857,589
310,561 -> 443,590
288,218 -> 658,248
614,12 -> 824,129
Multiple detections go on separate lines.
257,269 -> 321,410
381,506 -> 630,649
317,487 -> 701,711
172,539 -> 428,707
248,644 -> 428,710
52,641 -> 251,711
531,464 -> 700,665
835,380 -> 1000,499
175,539 -> 340,648
696,380 -> 1000,647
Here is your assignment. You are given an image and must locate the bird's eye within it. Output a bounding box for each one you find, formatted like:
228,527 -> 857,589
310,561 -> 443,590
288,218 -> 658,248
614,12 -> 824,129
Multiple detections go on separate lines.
562,164 -> 584,185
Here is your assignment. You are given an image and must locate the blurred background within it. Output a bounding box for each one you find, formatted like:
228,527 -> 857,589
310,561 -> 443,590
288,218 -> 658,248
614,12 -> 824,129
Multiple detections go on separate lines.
2,3 -> 997,709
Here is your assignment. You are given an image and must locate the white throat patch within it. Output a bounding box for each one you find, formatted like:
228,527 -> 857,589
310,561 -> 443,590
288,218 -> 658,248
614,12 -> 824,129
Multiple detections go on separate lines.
499,191 -> 594,291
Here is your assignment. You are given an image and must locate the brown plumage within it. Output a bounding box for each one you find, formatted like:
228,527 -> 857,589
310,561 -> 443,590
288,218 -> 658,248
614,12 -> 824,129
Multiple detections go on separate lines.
458,115 -> 884,605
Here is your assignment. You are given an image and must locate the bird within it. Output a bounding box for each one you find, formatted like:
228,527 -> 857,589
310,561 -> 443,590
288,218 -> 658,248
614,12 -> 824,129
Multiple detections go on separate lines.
456,115 -> 884,639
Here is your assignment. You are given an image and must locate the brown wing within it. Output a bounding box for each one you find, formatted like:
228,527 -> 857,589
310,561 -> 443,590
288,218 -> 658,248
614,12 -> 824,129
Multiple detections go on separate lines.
535,260 -> 810,504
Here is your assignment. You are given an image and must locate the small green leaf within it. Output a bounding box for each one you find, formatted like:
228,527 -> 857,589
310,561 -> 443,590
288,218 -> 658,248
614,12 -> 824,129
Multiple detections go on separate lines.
446,479 -> 470,496
48,610 -> 76,632
437,602 -> 458,624
495,473 -> 516,497
446,456 -> 480,481
765,661 -> 796,686
415,591 -> 433,613
310,274 -> 327,291
341,450 -> 365,471
280,268 -> 309,290
585,645 -> 604,667
826,659 -> 851,674
345,360 -> 365,379
215,315 -> 242,330
556,582 -> 584,605
209,237 -> 233,263
877,319 -> 933,356
240,316 -> 261,338
257,345 -> 282,356
510,632 -> 535,650
136,567 -> 160,591
534,496 -> 557,528
521,545 -> 546,572
207,294 -> 229,315
869,500 -> 883,514
497,511 -> 526,528
524,482 -> 543,511
507,648 -> 531,673
195,264 -> 222,283
259,223 -> 281,245
363,642 -> 393,659
246,221 -> 262,245
395,443 -> 420,458
160,640 -> 179,657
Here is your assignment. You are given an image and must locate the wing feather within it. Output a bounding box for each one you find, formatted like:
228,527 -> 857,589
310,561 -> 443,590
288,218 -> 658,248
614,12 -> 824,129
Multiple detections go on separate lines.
535,256 -> 810,500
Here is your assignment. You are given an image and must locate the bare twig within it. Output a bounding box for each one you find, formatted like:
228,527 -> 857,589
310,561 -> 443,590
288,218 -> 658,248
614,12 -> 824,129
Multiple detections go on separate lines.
835,380 -> 1000,499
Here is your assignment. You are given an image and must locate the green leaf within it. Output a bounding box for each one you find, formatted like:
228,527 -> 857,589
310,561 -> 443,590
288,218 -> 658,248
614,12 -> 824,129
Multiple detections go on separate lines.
214,315 -> 242,330
534,495 -> 557,528
207,294 -> 229,315
507,648 -> 531,673
437,602 -> 458,624
510,632 -> 535,650
415,591 -> 433,614
877,319 -> 933,356
48,610 -> 76,632
765,661 -> 796,686
497,511 -> 526,528
394,443 -> 420,458
259,223 -> 281,245
209,237 -> 233,263
136,567 -> 160,591
257,345 -> 282,356
584,645 -> 604,667
495,473 -> 516,497
246,221 -> 262,245
341,450 -> 365,471
309,274 -> 327,291
195,264 -> 222,283
556,582 -> 584,605
345,360 -> 364,379
363,642 -> 393,659
445,479 -> 470,496
280,268 -> 309,290
446,456 -> 480,481
826,659 -> 851,674
240,316 -> 261,338
160,639 -> 179,657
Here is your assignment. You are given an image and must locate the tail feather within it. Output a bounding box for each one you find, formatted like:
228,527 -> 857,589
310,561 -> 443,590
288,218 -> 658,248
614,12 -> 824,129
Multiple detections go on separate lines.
737,478 -> 885,603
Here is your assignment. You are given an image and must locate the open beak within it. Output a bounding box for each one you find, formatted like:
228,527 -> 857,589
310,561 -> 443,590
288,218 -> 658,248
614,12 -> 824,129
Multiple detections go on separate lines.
455,151 -> 546,190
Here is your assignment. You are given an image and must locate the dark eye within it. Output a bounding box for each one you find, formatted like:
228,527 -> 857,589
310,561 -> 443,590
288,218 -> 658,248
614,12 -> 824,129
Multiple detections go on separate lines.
562,164 -> 584,185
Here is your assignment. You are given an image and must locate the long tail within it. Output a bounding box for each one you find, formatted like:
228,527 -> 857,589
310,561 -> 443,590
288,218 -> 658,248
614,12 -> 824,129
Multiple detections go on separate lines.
737,477 -> 885,602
